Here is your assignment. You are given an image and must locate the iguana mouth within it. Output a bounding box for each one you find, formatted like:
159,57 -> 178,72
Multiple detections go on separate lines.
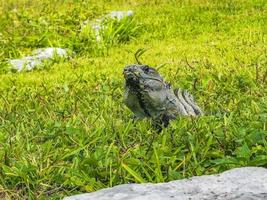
123,71 -> 134,78
123,70 -> 140,86
124,75 -> 139,89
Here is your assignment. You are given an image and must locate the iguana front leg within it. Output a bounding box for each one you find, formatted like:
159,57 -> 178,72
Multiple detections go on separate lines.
152,112 -> 176,132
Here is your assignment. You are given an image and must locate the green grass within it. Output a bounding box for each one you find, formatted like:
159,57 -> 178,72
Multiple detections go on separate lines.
0,0 -> 267,199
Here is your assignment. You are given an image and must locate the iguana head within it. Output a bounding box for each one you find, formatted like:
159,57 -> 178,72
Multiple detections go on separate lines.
123,64 -> 168,91
123,64 -> 171,119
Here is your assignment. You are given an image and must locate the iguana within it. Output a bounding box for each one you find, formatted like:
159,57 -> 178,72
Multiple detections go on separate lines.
123,64 -> 203,128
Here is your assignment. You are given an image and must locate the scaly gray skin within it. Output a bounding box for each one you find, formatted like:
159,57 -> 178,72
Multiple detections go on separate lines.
123,64 -> 203,128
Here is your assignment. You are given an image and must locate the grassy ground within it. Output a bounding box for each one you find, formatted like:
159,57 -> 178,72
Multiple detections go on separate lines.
0,0 -> 267,199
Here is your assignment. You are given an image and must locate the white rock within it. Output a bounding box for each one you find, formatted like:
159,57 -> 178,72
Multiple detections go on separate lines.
33,47 -> 68,58
107,10 -> 134,20
64,167 -> 267,200
9,47 -> 69,71
82,10 -> 134,42
9,57 -> 42,72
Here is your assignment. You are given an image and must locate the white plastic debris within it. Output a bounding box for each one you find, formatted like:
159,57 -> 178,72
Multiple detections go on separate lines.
82,10 -> 134,42
9,48 -> 69,72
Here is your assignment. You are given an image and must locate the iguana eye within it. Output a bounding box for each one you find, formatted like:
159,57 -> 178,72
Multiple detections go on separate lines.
142,65 -> 150,73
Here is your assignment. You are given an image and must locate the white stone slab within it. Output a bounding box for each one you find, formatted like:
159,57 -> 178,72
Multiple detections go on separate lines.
64,167 -> 267,200
9,47 -> 69,71
82,10 -> 134,41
